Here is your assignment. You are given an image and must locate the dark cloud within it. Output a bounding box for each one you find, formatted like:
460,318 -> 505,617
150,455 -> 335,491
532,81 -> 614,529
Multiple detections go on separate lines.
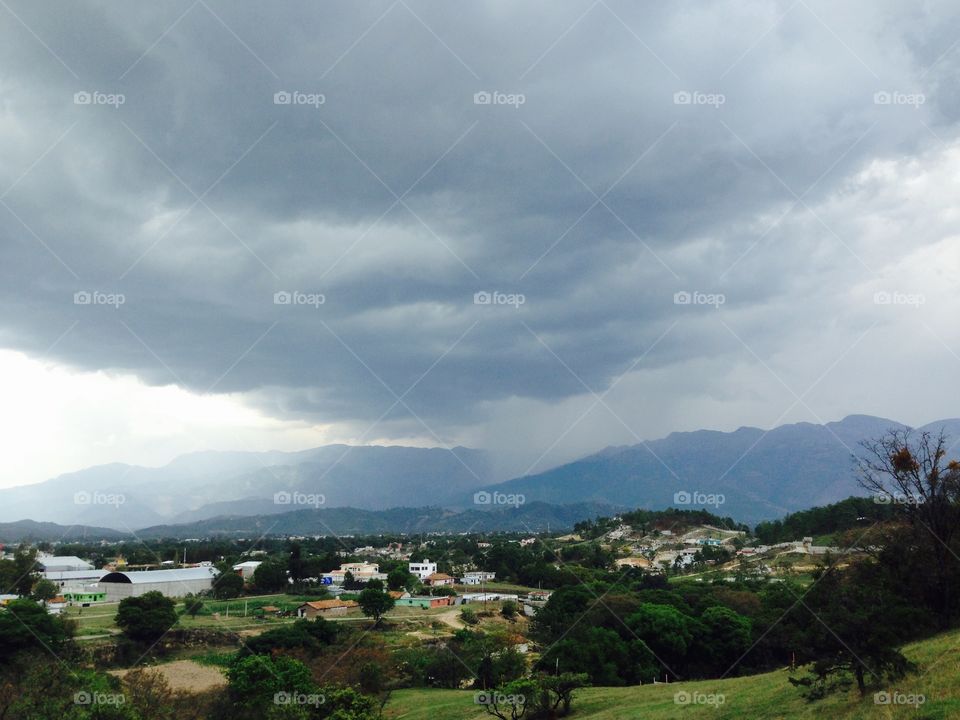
2,0 -> 959,473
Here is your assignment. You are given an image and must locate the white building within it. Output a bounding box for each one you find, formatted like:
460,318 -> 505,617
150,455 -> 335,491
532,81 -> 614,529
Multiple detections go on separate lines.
232,560 -> 262,580
96,567 -> 219,600
43,569 -> 108,591
460,571 -> 496,585
37,556 -> 94,572
323,562 -> 387,584
408,559 -> 437,580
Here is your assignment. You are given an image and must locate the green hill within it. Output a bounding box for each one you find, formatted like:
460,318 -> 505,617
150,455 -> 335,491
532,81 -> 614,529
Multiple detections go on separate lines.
385,627 -> 960,719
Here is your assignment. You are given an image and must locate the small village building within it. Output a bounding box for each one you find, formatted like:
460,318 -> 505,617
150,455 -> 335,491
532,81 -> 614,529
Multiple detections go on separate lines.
63,590 -> 107,605
232,561 -> 262,581
296,599 -> 358,618
460,571 -> 496,585
408,560 -> 437,580
394,596 -> 453,609
323,562 -> 388,584
423,572 -> 455,587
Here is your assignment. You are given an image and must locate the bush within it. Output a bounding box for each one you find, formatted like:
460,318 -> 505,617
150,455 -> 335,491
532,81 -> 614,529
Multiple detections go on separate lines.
115,591 -> 177,644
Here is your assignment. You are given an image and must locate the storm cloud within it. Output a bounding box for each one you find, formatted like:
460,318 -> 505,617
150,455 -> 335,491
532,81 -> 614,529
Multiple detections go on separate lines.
2,0 -> 960,480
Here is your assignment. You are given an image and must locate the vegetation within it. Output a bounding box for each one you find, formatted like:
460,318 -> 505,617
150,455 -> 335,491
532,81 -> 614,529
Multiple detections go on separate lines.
115,591 -> 178,644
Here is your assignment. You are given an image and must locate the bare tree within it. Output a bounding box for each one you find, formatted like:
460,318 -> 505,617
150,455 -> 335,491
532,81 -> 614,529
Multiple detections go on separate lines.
858,429 -> 960,627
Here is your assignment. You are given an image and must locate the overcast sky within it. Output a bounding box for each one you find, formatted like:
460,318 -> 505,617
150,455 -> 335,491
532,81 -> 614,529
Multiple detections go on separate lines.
2,0 -> 960,489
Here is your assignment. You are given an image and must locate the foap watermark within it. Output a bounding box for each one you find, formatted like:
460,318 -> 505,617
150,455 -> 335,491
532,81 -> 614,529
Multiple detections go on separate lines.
674,90 -> 725,108
74,290 -> 125,308
474,90 -> 525,107
274,491 -> 325,508
674,490 -> 725,509
873,290 -> 925,308
74,692 -> 125,706
674,690 -> 725,707
474,490 -> 525,508
74,91 -> 125,108
874,90 -> 925,108
874,690 -> 925,707
674,290 -> 724,308
274,90 -> 325,108
475,691 -> 526,706
74,490 -> 125,508
274,290 -> 325,308
474,290 -> 525,308
873,491 -> 925,506
274,691 -> 325,707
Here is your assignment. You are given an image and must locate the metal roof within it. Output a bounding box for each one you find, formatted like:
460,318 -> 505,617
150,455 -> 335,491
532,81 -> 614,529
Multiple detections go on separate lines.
38,556 -> 94,571
98,567 -> 218,584
42,569 -> 107,580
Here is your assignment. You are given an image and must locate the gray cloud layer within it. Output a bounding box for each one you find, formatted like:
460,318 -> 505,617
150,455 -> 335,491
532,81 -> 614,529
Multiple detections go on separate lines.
2,0 -> 959,476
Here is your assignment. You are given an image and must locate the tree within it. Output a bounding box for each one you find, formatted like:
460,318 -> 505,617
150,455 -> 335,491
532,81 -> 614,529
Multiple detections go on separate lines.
288,542 -> 305,584
115,591 -> 178,644
695,606 -> 752,675
0,599 -> 73,656
358,587 -> 395,628
859,429 -> 960,627
626,603 -> 694,675
182,597 -> 204,617
213,570 -> 244,599
792,561 -> 916,697
252,561 -> 288,593
226,654 -> 315,719
30,578 -> 58,604
240,618 -> 338,657
501,600 -> 518,620
5,545 -> 39,597
387,567 -> 413,591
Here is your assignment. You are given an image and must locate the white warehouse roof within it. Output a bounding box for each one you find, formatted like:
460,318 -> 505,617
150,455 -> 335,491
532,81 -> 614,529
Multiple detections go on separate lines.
99,567 -> 218,584
38,556 -> 94,571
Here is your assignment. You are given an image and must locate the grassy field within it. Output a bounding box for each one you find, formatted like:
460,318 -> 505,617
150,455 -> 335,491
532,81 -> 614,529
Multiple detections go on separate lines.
384,628 -> 960,719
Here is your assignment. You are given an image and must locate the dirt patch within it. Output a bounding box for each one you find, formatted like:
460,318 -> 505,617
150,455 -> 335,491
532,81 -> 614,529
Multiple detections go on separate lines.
111,660 -> 226,693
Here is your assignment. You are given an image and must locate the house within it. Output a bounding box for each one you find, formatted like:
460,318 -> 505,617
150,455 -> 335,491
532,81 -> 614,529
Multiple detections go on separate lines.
63,590 -> 107,605
460,593 -> 519,604
394,596 -> 453,609
519,538 -> 536,547
460,571 -> 496,585
388,591 -> 409,600
696,538 -> 723,547
296,599 -> 358,618
408,559 -> 437,580
526,590 -> 552,601
46,596 -> 67,614
323,562 -> 388,585
477,542 -> 492,549
423,572 -> 455,587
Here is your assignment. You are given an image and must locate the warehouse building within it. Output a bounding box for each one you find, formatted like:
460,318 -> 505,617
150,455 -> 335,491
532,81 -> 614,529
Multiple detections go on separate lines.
96,567 -> 218,600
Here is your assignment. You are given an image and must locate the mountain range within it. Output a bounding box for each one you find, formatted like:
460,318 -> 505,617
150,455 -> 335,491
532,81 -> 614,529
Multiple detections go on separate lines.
1,414 -> 958,532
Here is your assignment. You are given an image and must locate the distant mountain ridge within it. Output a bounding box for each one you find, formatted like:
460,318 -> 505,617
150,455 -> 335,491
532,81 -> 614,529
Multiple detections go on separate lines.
0,445 -> 492,530
3,415 -> 959,530
470,415 -> 960,524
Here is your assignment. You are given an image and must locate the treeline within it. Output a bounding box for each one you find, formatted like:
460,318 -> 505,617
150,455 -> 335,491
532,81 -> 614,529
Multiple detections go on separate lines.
753,495 -> 896,544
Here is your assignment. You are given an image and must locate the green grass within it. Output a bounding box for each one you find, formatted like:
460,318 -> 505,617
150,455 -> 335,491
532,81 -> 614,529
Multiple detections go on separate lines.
384,628 -> 960,719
